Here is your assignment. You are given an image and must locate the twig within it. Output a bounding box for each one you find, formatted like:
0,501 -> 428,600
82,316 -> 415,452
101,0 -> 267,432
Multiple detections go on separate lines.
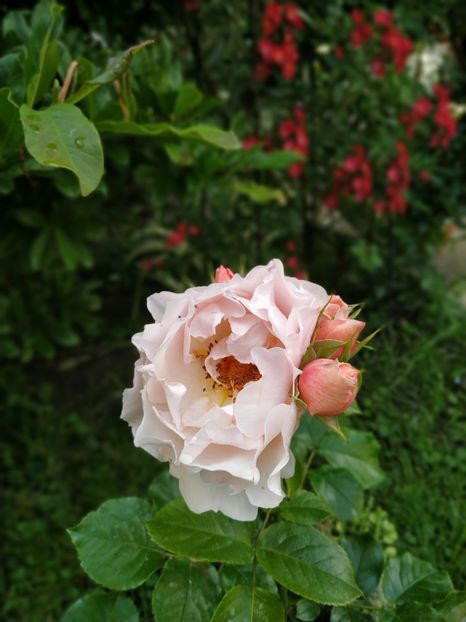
58,60 -> 79,103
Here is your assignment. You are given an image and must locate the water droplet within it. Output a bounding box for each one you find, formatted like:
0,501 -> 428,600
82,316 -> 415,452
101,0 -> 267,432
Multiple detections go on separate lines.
75,137 -> 85,149
29,123 -> 40,133
46,143 -> 57,152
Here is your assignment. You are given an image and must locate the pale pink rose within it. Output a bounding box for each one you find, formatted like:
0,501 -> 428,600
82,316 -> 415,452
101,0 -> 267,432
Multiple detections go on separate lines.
298,359 -> 359,416
122,259 -> 328,520
315,318 -> 366,358
214,265 -> 234,283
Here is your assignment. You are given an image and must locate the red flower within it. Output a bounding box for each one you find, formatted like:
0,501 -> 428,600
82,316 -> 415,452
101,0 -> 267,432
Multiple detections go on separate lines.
374,8 -> 394,28
286,255 -> 300,269
371,57 -> 386,78
372,201 -> 386,214
419,170 -> 431,182
262,2 -> 282,36
242,135 -> 261,149
167,222 -> 188,248
381,26 -> 413,73
284,3 -> 304,30
188,225 -> 200,236
279,119 -> 296,139
334,46 -> 346,59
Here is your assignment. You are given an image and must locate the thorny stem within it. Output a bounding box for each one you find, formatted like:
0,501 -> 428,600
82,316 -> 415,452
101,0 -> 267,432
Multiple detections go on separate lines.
58,60 -> 79,103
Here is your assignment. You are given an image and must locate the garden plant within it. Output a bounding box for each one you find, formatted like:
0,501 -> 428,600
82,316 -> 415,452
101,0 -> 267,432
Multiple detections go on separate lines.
1,0 -> 465,621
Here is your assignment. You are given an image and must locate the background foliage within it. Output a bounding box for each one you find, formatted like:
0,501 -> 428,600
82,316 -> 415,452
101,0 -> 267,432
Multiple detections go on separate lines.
1,0 -> 465,620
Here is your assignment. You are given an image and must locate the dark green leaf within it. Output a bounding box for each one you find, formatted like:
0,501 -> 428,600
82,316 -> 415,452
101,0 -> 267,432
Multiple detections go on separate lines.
67,40 -> 154,105
330,607 -> 372,622
382,553 -> 453,605
436,591 -> 466,622
341,535 -> 384,596
20,103 -> 104,196
0,88 -> 22,160
278,490 -> 330,525
311,466 -> 363,521
152,558 -> 220,622
68,497 -> 163,590
257,523 -> 362,605
296,599 -> 320,621
318,429 -> 384,489
147,468 -> 180,508
61,591 -> 139,622
220,564 -> 278,595
146,498 -> 255,564
174,83 -> 204,119
211,585 -> 284,622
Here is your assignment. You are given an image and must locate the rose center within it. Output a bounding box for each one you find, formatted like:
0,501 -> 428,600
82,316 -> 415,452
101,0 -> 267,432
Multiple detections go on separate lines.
215,356 -> 261,392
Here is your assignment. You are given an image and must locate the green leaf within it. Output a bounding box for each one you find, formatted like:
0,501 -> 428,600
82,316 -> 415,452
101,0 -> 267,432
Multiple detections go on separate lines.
296,599 -> 320,621
382,552 -> 453,605
152,558 -> 221,622
20,104 -> 104,196
174,83 -> 204,119
341,535 -> 384,596
67,40 -> 154,105
96,120 -> 241,150
278,490 -> 330,525
256,523 -> 362,605
30,229 -> 51,270
234,180 -> 287,205
240,148 -> 303,170
220,564 -> 278,595
146,498 -> 255,564
395,602 -> 443,622
330,607 -> 372,622
0,88 -> 22,160
25,0 -> 64,107
61,591 -> 139,622
68,497 -> 164,590
211,585 -> 285,622
436,592 -> 466,622
147,468 -> 181,508
310,466 -> 363,521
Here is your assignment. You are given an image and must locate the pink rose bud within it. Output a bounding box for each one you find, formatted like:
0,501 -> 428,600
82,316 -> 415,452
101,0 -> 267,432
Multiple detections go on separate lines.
298,359 -> 359,416
315,318 -> 366,358
214,265 -> 234,283
324,294 -> 350,320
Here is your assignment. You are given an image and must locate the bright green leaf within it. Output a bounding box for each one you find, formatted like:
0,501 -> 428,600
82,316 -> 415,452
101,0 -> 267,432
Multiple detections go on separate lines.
342,535 -> 384,596
20,103 -> 104,196
68,497 -> 163,590
151,558 -> 221,622
234,180 -> 287,205
220,564 -> 278,595
146,498 -> 255,564
382,553 -> 453,605
310,466 -> 363,521
96,120 -> 241,150
278,490 -> 330,525
257,523 -> 362,605
211,585 -> 285,622
61,591 -> 139,622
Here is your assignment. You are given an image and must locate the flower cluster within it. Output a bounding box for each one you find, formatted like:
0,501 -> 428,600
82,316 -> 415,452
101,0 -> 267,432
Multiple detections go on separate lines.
400,97 -> 432,138
431,85 -> 457,148
122,260 -> 365,520
373,141 -> 410,215
279,105 -> 309,178
254,2 -> 304,81
324,145 -> 373,210
348,8 -> 413,77
167,221 -> 200,248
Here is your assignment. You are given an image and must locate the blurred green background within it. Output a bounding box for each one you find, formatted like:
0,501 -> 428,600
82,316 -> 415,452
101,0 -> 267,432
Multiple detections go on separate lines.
1,1 -> 465,620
